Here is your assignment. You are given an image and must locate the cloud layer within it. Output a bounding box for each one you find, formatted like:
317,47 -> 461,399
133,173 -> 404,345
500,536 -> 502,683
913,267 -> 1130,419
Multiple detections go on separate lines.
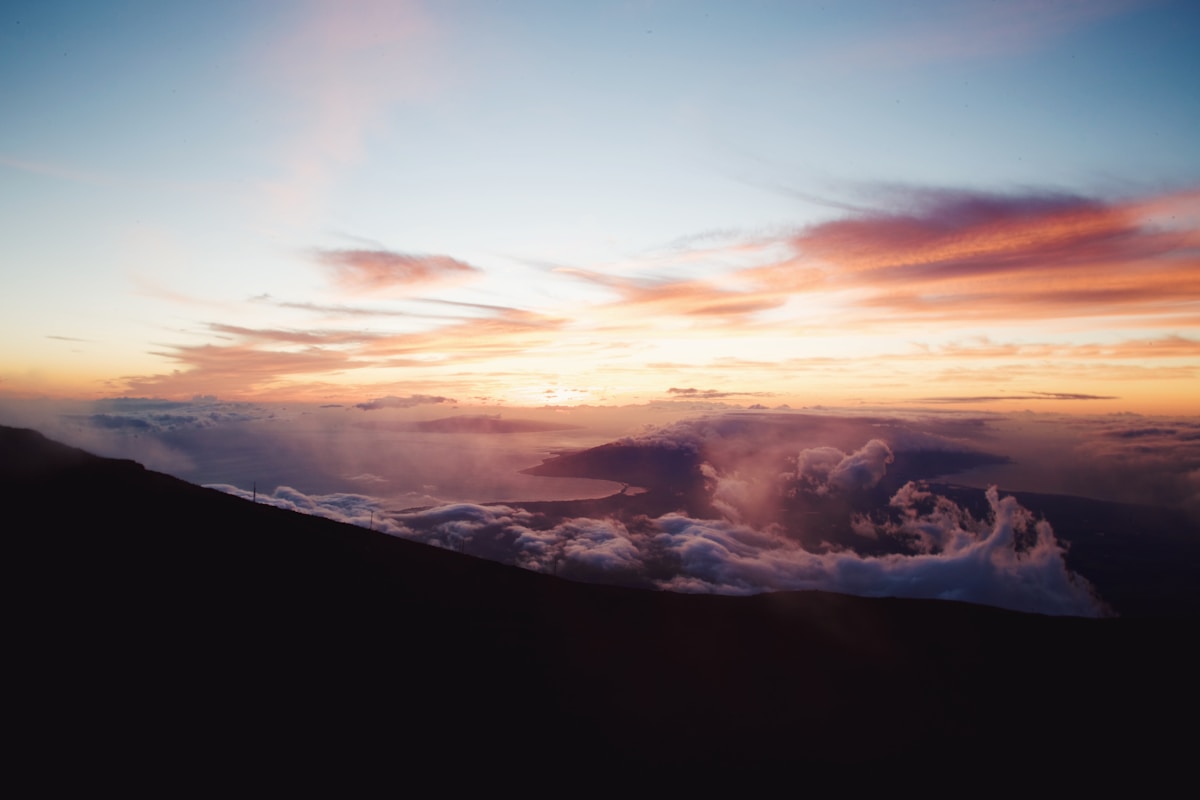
106,184 -> 1198,407
212,473 -> 1101,617
7,398 -> 1191,618
748,187 -> 1200,325
201,410 -> 1109,617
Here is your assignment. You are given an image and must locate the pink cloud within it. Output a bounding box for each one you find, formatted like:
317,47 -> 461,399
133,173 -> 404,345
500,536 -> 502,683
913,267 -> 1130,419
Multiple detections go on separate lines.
314,248 -> 481,292
746,187 -> 1200,324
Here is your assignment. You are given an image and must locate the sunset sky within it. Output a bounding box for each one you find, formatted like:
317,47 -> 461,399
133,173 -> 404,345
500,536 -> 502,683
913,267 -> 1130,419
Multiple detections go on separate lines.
2,0 -> 1199,414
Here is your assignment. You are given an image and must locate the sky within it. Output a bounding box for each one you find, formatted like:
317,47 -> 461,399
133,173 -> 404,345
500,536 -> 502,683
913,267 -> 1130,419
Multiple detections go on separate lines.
2,3 -> 1200,616
1,0 -> 1198,413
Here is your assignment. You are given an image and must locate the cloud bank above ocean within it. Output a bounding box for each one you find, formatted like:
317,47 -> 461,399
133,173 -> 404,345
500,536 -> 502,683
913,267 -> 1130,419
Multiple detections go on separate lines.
5,395 -> 1196,617
197,407 -> 1124,616
211,466 -> 1102,617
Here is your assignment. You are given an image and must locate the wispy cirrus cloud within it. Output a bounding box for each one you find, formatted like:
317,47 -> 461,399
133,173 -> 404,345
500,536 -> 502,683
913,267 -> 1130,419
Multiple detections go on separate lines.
557,267 -> 784,325
812,0 -> 1145,71
916,392 -> 1119,404
666,388 -> 773,400
353,393 -> 454,410
122,342 -> 370,398
208,322 -> 387,346
314,248 -> 481,293
264,296 -> 518,323
359,305 -> 566,362
119,301 -> 568,399
255,0 -> 446,225
916,335 -> 1200,361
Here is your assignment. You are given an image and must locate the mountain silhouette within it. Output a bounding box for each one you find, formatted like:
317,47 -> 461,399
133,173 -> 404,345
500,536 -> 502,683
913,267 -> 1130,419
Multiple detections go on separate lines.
5,425 -> 1195,782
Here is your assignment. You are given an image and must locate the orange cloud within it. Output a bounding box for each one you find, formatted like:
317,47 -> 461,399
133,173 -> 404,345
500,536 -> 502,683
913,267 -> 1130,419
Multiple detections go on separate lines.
119,302 -> 568,399
361,306 -> 567,362
112,185 -> 1198,407
557,268 -> 785,325
746,188 -> 1200,325
122,343 -> 369,398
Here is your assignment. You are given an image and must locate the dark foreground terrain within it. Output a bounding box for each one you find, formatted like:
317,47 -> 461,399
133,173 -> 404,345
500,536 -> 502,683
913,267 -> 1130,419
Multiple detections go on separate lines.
5,425 -> 1197,784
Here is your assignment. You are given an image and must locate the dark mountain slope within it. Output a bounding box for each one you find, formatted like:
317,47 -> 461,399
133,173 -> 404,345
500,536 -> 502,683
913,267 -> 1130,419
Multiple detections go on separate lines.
4,425 -> 1196,783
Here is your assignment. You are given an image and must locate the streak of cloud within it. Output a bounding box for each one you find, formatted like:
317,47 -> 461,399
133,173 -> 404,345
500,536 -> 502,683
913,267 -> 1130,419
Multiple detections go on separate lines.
917,392 -> 1118,404
354,394 -> 454,411
121,343 -> 368,398
118,299 -> 567,399
314,248 -> 481,293
557,267 -> 785,325
667,388 -> 773,400
208,323 -> 386,346
918,335 -> 1200,361
359,307 -> 567,361
815,0 -> 1145,70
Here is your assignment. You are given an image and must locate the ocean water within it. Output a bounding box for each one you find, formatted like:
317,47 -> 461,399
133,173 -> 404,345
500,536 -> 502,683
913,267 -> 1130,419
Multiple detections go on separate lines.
160,412 -> 626,506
